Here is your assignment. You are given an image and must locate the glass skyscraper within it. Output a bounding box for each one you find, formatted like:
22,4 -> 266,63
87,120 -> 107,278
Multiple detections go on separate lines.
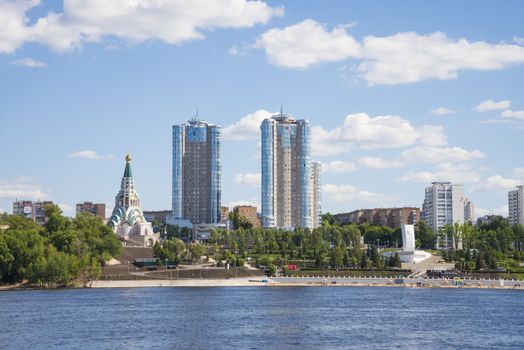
172,116 -> 221,225
260,110 -> 319,229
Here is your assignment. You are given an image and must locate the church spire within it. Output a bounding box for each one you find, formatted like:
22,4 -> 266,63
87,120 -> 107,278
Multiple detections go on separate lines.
123,153 -> 133,178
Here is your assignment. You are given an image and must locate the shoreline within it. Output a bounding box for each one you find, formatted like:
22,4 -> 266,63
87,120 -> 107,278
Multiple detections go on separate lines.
3,277 -> 523,291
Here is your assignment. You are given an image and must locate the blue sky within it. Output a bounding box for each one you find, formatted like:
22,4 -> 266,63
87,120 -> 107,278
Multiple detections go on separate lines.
1,0 -> 523,218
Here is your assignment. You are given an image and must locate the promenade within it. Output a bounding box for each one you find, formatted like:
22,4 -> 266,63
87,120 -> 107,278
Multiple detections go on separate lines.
90,276 -> 524,289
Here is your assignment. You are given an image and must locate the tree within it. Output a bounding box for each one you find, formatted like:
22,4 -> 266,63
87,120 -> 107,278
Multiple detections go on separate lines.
330,246 -> 344,269
415,220 -> 437,250
392,252 -> 401,268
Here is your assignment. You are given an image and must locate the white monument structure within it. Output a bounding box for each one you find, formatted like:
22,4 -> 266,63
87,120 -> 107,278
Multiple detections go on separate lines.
398,224 -> 431,264
108,154 -> 159,247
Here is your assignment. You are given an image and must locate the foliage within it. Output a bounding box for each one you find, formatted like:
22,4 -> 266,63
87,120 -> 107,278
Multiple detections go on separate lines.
0,205 -> 122,286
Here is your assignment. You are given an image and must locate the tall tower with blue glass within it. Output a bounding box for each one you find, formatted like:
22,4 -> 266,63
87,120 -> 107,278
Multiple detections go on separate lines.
172,115 -> 221,226
261,109 -> 316,229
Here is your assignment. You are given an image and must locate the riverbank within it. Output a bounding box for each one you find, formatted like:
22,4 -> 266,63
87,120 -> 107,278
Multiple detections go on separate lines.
90,276 -> 524,290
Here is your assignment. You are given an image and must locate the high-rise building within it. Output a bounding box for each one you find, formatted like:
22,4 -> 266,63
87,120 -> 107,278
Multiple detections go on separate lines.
464,199 -> 475,225
422,182 -> 466,248
76,202 -> 106,220
311,161 -> 322,228
13,200 -> 54,225
508,185 -> 524,226
172,115 -> 221,226
260,109 -> 319,229
233,205 -> 261,228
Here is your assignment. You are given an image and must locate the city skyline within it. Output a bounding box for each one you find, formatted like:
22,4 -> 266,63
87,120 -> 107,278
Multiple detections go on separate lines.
1,0 -> 524,219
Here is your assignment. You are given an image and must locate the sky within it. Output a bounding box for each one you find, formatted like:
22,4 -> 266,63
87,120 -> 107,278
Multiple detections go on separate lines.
1,0 -> 524,219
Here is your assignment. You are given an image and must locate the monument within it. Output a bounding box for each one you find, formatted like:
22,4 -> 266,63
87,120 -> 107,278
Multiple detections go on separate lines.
397,224 -> 431,263
107,154 -> 159,247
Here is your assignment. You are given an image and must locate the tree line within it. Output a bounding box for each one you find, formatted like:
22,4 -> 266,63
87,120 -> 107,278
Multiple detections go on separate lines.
0,205 -> 122,287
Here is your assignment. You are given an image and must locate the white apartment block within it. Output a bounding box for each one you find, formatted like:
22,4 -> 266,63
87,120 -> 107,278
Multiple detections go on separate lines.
508,185 -> 524,226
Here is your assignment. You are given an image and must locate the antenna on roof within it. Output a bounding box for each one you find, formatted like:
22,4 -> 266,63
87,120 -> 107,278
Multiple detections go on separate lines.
280,105 -> 284,117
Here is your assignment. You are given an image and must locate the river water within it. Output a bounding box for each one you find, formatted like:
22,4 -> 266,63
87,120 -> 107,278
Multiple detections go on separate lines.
0,287 -> 523,349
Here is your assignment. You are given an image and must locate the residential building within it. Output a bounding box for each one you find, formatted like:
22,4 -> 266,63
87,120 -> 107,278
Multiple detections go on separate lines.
13,200 -> 54,225
233,205 -> 260,228
143,210 -> 171,225
311,161 -> 322,228
464,199 -> 475,225
421,182 -> 466,248
333,207 -> 420,229
171,114 -> 221,226
509,185 -> 524,226
220,206 -> 229,223
76,202 -> 106,220
260,109 -> 320,229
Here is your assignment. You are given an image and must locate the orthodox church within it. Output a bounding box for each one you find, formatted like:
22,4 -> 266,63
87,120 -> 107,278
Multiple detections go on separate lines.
108,154 -> 159,247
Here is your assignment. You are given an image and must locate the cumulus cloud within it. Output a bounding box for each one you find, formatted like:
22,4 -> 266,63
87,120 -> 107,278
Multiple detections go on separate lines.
222,109 -> 273,141
69,150 -> 114,160
234,172 -> 261,187
323,183 -> 394,203
430,107 -> 456,116
0,177 -> 47,199
0,0 -> 283,53
399,146 -> 485,164
254,19 -> 360,69
9,57 -> 47,68
356,156 -> 401,169
322,160 -> 356,173
253,20 -> 524,85
474,99 -> 511,112
312,112 -> 446,156
501,109 -> 524,119
473,175 -> 521,192
512,167 -> 524,179
397,163 -> 481,184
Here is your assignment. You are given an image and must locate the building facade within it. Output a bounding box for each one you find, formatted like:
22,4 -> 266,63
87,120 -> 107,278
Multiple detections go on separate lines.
143,210 -> 171,225
172,116 -> 221,226
13,200 -> 54,225
508,185 -> 524,226
220,206 -> 230,224
107,154 -> 158,246
333,207 -> 420,229
233,205 -> 261,228
464,199 -> 475,225
421,182 -> 467,248
76,202 -> 106,220
311,161 -> 322,228
260,109 -> 319,229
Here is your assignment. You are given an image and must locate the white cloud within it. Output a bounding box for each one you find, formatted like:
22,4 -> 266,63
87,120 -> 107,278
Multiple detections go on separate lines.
0,0 -> 283,53
501,109 -> 524,119
254,20 -> 524,85
356,156 -> 401,169
473,175 -> 521,192
222,109 -> 273,141
512,167 -> 524,179
476,205 -> 509,219
514,37 -> 524,45
69,150 -> 114,160
430,107 -> 456,116
474,99 -> 511,112
399,146 -> 484,164
322,160 -> 356,173
397,163 -> 481,184
254,19 -> 360,69
234,172 -> 261,187
58,203 -> 73,216
323,183 -> 394,204
9,57 -> 47,68
313,113 -> 447,156
0,177 -> 47,199
480,118 -> 512,125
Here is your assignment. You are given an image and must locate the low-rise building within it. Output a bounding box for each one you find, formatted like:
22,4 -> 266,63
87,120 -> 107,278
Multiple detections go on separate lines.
13,200 -> 54,225
220,206 -> 230,223
233,205 -> 261,228
76,202 -> 106,220
143,210 -> 172,225
333,207 -> 420,229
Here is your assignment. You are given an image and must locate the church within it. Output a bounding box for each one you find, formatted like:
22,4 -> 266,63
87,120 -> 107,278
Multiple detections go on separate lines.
107,154 -> 159,247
